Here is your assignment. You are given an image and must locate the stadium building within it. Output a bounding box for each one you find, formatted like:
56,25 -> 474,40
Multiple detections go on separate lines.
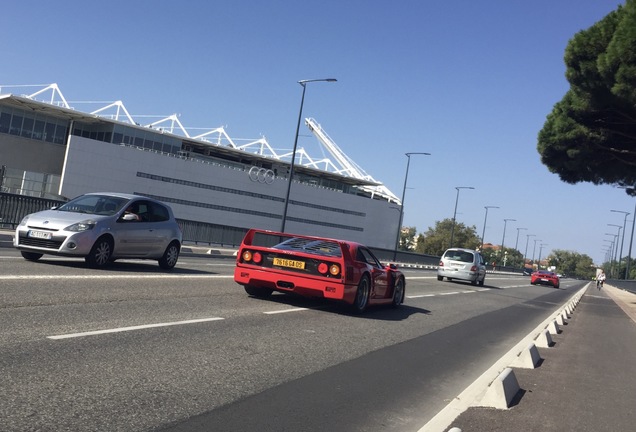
0,84 -> 401,248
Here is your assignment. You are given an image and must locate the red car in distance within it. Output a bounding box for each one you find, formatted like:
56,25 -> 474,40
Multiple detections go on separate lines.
234,229 -> 405,313
530,270 -> 560,288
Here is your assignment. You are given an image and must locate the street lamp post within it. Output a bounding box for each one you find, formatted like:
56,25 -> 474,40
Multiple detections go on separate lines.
538,243 -> 548,268
605,232 -> 619,278
393,152 -> 430,261
608,224 -> 622,277
626,197 -> 636,279
610,209 -> 630,278
480,206 -> 499,250
500,218 -> 516,263
280,78 -> 337,233
524,234 -> 536,263
532,239 -> 541,266
449,186 -> 474,248
515,227 -> 527,251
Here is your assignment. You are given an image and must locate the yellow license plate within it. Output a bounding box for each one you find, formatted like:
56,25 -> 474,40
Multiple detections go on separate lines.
273,257 -> 305,269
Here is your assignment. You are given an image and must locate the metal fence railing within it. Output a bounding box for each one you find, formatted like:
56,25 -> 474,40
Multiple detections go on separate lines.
0,192 -> 528,272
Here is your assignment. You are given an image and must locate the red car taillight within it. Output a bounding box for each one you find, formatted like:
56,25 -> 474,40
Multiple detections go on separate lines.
318,262 -> 341,277
439,261 -> 444,267
471,265 -> 477,271
242,250 -> 261,264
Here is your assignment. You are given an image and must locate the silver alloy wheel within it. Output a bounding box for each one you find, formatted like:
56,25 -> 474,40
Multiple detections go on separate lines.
159,242 -> 180,269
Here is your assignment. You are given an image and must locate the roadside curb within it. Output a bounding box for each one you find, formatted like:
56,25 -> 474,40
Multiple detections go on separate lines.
419,286 -> 587,432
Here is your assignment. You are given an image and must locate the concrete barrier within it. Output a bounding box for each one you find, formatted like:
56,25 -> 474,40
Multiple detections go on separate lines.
547,320 -> 560,335
479,367 -> 521,409
556,314 -> 565,326
535,329 -> 553,348
511,342 -> 541,369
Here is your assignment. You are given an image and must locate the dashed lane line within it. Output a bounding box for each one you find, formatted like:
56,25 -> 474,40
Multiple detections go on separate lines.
47,317 -> 225,340
0,274 -> 234,280
263,308 -> 310,315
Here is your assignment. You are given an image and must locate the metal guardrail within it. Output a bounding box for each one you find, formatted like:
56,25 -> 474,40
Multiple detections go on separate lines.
0,192 -> 527,272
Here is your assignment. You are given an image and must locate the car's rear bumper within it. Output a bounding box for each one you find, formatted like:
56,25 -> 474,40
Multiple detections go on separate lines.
234,265 -> 356,304
437,268 -> 479,281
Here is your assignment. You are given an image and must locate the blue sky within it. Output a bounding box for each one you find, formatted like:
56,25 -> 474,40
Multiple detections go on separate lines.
1,0 -> 632,264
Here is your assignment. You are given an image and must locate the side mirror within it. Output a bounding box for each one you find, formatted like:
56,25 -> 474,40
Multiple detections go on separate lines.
388,263 -> 398,270
121,213 -> 138,221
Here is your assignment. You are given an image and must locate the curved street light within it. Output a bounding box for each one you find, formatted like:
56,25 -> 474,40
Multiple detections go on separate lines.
393,152 -> 430,261
610,209 -> 630,278
538,243 -> 549,268
524,234 -> 536,263
515,227 -> 527,251
449,186 -> 474,248
480,206 -> 499,250
281,78 -> 337,233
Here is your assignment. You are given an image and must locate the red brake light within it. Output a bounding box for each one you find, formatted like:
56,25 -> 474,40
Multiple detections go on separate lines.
253,252 -> 262,264
318,263 -> 328,274
471,265 -> 477,271
439,261 -> 444,267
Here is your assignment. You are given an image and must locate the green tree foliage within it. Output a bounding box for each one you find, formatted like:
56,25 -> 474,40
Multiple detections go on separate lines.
416,218 -> 481,256
549,249 -> 596,279
537,1 -> 636,190
398,226 -> 417,251
481,247 -> 524,268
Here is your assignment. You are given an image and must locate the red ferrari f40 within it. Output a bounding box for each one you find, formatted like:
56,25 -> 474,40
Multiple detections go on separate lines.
234,229 -> 405,313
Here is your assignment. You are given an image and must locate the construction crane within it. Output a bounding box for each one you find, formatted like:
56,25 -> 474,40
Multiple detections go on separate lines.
305,117 -> 400,203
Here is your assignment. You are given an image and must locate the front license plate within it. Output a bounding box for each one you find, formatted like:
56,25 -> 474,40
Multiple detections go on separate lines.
273,257 -> 305,269
28,230 -> 52,240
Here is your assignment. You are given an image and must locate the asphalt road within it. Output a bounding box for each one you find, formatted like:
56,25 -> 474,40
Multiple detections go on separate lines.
0,247 -> 585,432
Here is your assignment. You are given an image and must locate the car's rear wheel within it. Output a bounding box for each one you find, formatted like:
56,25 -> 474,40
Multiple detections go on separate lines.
85,237 -> 113,268
471,278 -> 477,286
437,275 -> 443,281
158,241 -> 180,269
21,251 -> 43,261
478,276 -> 485,287
244,285 -> 273,298
391,277 -> 405,307
352,275 -> 371,313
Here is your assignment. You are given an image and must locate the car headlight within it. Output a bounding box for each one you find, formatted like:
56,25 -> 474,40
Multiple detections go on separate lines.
18,215 -> 30,226
65,220 -> 97,232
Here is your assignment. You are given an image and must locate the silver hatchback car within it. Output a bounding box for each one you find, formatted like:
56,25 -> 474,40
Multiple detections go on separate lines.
437,247 -> 486,286
14,192 -> 182,269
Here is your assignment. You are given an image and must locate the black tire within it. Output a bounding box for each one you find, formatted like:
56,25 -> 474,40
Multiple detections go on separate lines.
244,285 -> 273,298
471,278 -> 477,286
352,275 -> 371,313
21,251 -> 43,261
437,275 -> 443,281
478,276 -> 485,287
391,277 -> 405,307
85,237 -> 113,268
158,241 -> 180,269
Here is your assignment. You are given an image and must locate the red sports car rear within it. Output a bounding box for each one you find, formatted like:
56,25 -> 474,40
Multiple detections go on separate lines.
234,229 -> 405,313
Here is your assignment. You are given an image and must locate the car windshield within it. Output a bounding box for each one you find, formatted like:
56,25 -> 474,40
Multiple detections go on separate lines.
57,195 -> 129,216
445,250 -> 474,263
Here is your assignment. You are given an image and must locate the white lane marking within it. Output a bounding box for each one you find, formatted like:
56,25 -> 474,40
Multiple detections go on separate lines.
0,274 -> 233,280
439,292 -> 460,295
405,276 -> 438,280
47,317 -> 225,340
263,308 -> 309,315
407,294 -> 436,298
